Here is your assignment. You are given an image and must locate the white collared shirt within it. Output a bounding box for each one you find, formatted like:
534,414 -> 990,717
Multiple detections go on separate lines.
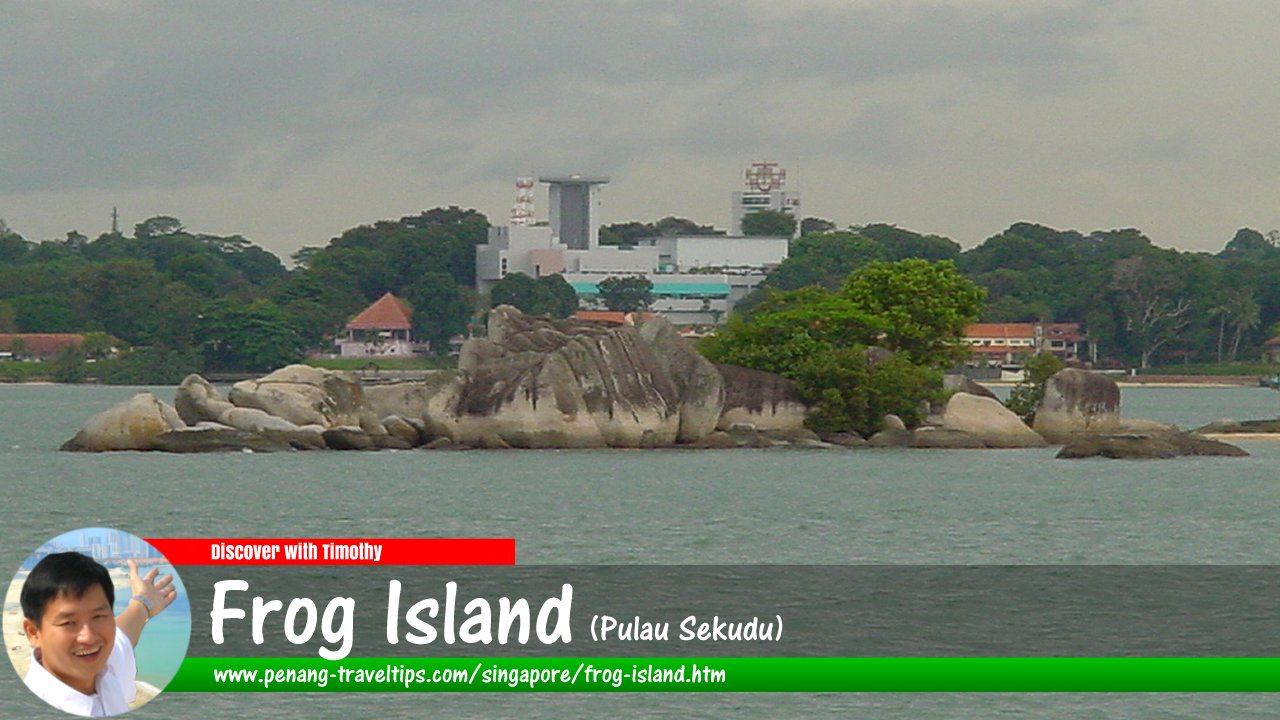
23,631 -> 137,717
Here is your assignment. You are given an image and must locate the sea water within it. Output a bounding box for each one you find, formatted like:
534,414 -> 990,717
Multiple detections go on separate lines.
1,383 -> 1278,718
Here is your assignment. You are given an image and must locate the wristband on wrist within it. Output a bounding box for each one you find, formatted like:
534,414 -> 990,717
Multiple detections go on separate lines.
131,595 -> 154,619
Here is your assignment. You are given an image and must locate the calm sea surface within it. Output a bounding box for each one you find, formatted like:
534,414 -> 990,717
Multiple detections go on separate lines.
2,383 -> 1279,718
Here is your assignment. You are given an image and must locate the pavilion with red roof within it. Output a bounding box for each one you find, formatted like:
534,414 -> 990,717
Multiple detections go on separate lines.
338,292 -> 425,357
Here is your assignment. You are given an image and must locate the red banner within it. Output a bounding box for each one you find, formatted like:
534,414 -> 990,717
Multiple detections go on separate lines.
145,538 -> 515,566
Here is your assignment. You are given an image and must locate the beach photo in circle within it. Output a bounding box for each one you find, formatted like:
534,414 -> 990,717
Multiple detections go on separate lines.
4,528 -> 191,717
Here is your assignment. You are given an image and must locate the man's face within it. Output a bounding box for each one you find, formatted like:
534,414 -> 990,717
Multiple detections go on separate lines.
22,584 -> 116,695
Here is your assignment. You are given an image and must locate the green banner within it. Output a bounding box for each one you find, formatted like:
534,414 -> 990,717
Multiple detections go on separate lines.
167,657 -> 1280,692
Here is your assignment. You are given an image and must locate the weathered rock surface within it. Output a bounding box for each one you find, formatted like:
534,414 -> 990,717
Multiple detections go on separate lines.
911,426 -> 987,449
943,374 -> 1000,402
175,373 -> 327,449
229,365 -> 380,431
640,317 -> 724,442
716,364 -> 808,432
1056,432 -> 1249,459
818,431 -> 868,448
61,393 -> 185,451
1194,418 -> 1280,434
150,423 -> 292,453
440,307 -> 687,448
868,415 -> 914,447
322,426 -> 374,450
940,393 -> 1047,448
1033,369 -> 1177,443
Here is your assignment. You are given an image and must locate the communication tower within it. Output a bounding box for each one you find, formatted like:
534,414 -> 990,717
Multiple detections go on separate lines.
510,177 -> 535,226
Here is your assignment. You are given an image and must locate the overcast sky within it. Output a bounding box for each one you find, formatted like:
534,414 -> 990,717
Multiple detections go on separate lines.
2,0 -> 1278,259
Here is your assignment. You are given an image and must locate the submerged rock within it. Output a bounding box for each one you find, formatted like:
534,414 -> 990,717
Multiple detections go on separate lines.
1056,432 -> 1248,459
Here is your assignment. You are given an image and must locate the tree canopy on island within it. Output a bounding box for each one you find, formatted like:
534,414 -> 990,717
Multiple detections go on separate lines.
700,259 -> 985,435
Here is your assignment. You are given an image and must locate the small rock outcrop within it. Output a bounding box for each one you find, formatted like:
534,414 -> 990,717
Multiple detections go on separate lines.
939,393 -> 1047,448
1056,432 -> 1249,459
61,393 -> 185,451
1033,369 -> 1176,443
868,414 -> 914,447
1194,418 -> 1280,434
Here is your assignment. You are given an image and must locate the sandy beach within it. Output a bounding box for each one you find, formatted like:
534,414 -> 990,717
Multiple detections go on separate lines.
4,575 -> 158,709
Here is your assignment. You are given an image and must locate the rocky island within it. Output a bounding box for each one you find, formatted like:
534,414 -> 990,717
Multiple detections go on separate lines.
60,306 -> 1250,458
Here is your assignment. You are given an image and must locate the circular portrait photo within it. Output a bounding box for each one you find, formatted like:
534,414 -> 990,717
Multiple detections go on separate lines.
4,528 -> 190,717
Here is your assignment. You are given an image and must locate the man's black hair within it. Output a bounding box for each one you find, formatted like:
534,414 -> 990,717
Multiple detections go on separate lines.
20,552 -> 115,625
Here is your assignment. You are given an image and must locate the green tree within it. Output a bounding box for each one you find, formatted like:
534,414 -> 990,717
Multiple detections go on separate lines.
134,215 -> 185,239
532,274 -> 579,318
800,217 -> 836,235
841,259 -> 986,367
489,273 -> 538,312
1005,353 -> 1064,422
796,347 -> 941,436
741,209 -> 796,237
700,259 -> 983,434
402,272 -> 473,353
195,299 -> 303,372
597,276 -> 653,312
50,344 -> 87,383
764,231 -> 885,292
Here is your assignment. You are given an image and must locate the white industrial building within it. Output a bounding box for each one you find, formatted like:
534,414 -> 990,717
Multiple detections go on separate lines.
476,175 -> 788,324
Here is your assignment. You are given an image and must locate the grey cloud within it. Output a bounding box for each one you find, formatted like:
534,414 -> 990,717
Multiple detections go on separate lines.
0,0 -> 1107,194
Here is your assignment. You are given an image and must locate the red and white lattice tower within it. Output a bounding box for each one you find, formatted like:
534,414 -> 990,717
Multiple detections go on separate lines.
745,161 -> 786,192
510,177 -> 535,226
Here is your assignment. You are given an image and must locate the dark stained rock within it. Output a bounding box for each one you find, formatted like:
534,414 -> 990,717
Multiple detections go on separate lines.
639,317 -> 724,442
1034,369 -> 1175,443
151,424 -> 292,453
322,426 -> 374,450
1194,418 -> 1280,434
689,431 -> 738,449
818,431 -> 868,447
716,364 -> 808,432
911,426 -> 987,449
1056,432 -> 1248,459
943,374 -> 1000,402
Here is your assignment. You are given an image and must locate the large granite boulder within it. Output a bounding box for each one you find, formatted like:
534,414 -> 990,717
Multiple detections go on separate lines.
940,393 -> 1047,448
716,364 -> 808,432
150,423 -> 293,453
228,365 -> 383,432
639,317 -> 724,442
174,375 -> 326,449
911,426 -> 987,449
439,306 -> 692,448
1033,369 -> 1176,443
61,393 -> 186,451
363,371 -> 464,441
1056,432 -> 1248,459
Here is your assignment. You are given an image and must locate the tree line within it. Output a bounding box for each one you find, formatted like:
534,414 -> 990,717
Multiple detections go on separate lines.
2,208 -> 1277,381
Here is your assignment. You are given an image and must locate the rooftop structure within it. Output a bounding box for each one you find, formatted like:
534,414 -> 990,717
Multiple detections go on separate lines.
339,292 -> 425,357
540,175 -> 609,250
731,161 -> 800,236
